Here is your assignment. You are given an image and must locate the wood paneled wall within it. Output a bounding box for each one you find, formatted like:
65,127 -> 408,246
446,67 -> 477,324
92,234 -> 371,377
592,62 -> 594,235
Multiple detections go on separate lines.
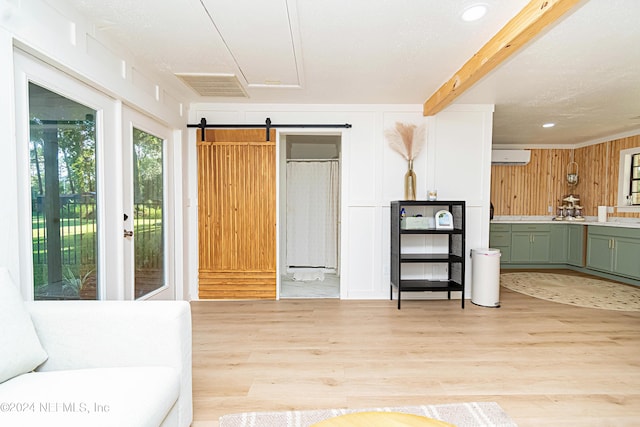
491,134 -> 640,218
197,129 -> 277,300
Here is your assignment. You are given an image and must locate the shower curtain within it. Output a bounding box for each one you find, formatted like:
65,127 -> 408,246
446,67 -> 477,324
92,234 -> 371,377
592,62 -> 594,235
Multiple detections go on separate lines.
286,160 -> 339,269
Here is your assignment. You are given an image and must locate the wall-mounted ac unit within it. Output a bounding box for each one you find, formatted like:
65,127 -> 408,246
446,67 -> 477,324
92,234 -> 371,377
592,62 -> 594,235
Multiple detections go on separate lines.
491,149 -> 531,165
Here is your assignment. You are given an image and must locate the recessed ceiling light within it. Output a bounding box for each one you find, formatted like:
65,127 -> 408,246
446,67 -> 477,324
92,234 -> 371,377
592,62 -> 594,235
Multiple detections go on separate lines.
542,123 -> 555,128
461,4 -> 488,22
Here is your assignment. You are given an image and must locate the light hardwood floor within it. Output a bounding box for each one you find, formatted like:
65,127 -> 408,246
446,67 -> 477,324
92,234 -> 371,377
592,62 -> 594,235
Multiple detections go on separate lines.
191,279 -> 640,426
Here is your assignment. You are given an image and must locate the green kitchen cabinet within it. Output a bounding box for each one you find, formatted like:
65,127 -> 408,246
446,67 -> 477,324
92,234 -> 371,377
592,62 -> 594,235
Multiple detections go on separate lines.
587,226 -> 640,280
549,224 -> 568,263
615,238 -> 640,279
510,232 -> 533,262
490,221 -> 639,284
489,223 -> 511,263
567,224 -> 585,266
510,224 -> 551,263
587,233 -> 613,271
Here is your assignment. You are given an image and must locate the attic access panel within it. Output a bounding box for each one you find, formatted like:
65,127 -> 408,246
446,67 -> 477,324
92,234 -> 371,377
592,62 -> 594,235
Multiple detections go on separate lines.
199,0 -> 301,88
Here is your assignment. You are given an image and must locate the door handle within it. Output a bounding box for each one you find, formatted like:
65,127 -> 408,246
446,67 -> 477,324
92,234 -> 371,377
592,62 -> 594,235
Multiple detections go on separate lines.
124,229 -> 134,238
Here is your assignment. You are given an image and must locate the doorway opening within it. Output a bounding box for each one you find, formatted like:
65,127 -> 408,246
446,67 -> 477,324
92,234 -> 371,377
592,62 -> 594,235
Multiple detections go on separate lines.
279,134 -> 341,298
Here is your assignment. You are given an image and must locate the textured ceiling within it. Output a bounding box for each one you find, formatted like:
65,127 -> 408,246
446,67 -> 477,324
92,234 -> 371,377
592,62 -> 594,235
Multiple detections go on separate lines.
457,0 -> 640,146
58,0 -> 640,147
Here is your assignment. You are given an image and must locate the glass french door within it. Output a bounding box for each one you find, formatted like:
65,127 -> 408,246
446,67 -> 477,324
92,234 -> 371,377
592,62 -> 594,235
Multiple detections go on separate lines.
14,50 -> 121,299
122,108 -> 174,299
15,51 -> 176,301
27,83 -> 99,299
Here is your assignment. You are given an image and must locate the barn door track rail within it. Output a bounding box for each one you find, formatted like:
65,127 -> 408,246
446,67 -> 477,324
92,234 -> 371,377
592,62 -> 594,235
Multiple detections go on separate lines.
188,117 -> 352,141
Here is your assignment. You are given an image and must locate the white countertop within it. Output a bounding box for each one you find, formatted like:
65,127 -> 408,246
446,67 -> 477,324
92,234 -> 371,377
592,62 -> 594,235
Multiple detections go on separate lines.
491,216 -> 640,229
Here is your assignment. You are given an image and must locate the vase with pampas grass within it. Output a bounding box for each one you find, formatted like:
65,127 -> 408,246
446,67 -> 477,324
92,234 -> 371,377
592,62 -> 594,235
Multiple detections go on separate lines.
385,122 -> 426,200
404,159 -> 417,200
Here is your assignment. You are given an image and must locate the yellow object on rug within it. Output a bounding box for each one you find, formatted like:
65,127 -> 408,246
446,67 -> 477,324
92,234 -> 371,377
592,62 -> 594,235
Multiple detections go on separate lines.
219,402 -> 516,427
500,272 -> 640,311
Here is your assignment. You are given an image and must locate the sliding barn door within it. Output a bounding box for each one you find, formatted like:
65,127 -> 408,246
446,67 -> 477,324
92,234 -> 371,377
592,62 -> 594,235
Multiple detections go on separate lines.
197,129 -> 276,299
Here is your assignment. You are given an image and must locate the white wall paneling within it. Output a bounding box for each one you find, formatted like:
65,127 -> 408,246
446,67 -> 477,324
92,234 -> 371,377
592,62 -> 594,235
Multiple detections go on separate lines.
190,104 -> 494,300
432,105 -> 494,298
344,206 -> 380,299
465,205 -> 485,297
432,107 -> 492,205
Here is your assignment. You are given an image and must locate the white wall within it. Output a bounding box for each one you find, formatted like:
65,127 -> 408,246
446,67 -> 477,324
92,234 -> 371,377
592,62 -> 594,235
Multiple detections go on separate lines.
0,26 -> 20,277
0,0 -> 493,302
189,103 -> 494,300
0,0 -> 191,299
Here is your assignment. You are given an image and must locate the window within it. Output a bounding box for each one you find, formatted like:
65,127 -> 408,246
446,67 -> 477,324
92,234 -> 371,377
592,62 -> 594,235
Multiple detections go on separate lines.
631,153 -> 640,205
617,147 -> 640,211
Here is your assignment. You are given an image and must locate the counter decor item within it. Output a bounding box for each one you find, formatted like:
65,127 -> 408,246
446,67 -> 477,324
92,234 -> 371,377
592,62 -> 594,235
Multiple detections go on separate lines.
554,194 -> 584,221
598,205 -> 608,222
385,122 -> 426,200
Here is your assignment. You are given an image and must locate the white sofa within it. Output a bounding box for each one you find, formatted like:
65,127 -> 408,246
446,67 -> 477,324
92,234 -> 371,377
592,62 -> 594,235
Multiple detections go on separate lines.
0,268 -> 193,427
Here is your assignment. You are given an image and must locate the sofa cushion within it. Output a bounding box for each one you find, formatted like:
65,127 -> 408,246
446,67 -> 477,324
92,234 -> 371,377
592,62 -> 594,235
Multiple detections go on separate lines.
0,366 -> 180,427
0,268 -> 48,384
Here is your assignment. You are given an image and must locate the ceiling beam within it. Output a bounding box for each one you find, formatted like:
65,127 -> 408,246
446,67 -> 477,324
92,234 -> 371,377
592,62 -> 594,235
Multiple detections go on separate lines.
423,0 -> 584,116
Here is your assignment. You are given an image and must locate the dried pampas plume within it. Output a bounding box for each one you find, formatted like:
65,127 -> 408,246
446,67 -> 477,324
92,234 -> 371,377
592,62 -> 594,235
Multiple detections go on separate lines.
384,122 -> 426,160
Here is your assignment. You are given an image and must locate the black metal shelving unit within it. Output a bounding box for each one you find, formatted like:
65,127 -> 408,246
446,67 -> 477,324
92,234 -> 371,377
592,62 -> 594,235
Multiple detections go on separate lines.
390,200 -> 466,309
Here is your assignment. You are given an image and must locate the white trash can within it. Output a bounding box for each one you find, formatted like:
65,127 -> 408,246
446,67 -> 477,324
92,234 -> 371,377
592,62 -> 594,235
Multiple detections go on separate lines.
471,248 -> 501,307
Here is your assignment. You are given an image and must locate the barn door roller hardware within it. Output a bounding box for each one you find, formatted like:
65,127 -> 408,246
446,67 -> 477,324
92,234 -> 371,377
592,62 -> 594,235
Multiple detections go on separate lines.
187,117 -> 352,141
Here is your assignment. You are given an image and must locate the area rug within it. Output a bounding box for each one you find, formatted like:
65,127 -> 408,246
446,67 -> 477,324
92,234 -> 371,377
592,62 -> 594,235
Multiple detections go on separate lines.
219,402 -> 517,427
500,272 -> 640,311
